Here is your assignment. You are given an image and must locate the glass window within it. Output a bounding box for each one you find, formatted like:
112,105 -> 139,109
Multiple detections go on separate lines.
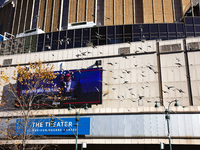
124,25 -> 132,34
186,26 -> 194,32
194,17 -> 200,25
91,27 -> 98,37
74,41 -> 81,48
24,36 -> 31,53
75,29 -> 82,39
67,30 -> 74,48
31,35 -> 38,52
37,34 -> 44,52
195,26 -> 200,32
159,24 -> 167,32
45,33 -> 51,51
52,32 -> 59,50
99,27 -> 106,39
150,24 -> 158,33
185,17 -> 193,24
186,32 -> 195,37
177,23 -> 184,32
142,24 -> 150,33
169,36 -> 177,40
83,28 -> 90,37
107,26 -> 115,35
99,39 -> 106,45
133,24 -> 141,34
116,38 -> 123,43
116,25 -> 123,35
59,30 -> 66,49
142,33 -> 150,40
168,24 -> 176,32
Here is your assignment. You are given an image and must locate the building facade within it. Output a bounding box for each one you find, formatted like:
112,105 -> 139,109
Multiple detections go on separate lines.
1,0 -> 200,150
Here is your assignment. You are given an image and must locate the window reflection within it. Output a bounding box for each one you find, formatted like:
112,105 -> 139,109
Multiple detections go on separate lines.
37,34 -> 44,52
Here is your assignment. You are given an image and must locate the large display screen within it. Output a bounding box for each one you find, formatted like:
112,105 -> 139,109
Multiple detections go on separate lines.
16,68 -> 102,107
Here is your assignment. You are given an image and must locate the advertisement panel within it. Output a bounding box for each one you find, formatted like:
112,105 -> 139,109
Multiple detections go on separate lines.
16,68 -> 102,107
15,117 -> 90,135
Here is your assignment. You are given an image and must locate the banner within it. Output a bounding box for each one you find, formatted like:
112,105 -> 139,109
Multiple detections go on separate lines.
16,68 -> 102,107
15,117 -> 90,135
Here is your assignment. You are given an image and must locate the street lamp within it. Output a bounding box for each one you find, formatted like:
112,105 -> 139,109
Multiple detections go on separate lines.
50,103 -> 88,150
155,100 -> 179,150
68,103 -> 88,150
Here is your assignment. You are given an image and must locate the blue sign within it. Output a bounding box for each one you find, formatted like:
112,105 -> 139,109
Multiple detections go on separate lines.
15,117 -> 90,135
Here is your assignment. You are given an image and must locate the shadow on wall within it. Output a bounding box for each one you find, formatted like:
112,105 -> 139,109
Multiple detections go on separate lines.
1,83 -> 18,111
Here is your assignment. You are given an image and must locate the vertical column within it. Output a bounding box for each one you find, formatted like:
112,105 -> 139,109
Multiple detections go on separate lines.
143,0 -> 153,23
38,0 -> 46,30
163,0 -> 173,23
153,0 -> 164,23
104,0 -> 114,25
124,0 -> 133,24
87,0 -> 95,22
52,0 -> 61,32
12,0 -> 22,35
114,0 -> 123,25
69,0 -> 78,23
44,0 -> 54,32
18,0 -> 28,34
25,0 -> 34,31
78,0 -> 86,22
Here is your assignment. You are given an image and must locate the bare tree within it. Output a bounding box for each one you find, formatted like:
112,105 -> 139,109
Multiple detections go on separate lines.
0,61 -> 59,150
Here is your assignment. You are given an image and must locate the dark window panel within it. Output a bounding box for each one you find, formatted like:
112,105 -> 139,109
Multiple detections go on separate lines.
124,25 -> 132,34
62,0 -> 69,29
99,39 -> 106,45
67,30 -> 74,48
91,27 -> 98,37
160,37 -> 168,40
133,24 -> 141,33
45,33 -> 51,51
59,30 -> 66,49
116,38 -> 123,43
150,24 -> 158,33
185,17 -> 193,24
74,41 -> 81,48
37,34 -> 44,51
83,28 -> 90,37
169,36 -> 177,40
99,27 -> 106,35
142,24 -> 149,33
186,32 -> 195,37
107,26 -> 115,35
168,24 -> 176,32
159,24 -> 167,32
195,26 -> 200,32
75,29 -> 82,38
133,37 -> 140,42
107,38 -> 115,44
125,38 -> 132,43
186,26 -> 194,32
31,35 -> 38,52
194,17 -> 200,25
177,23 -> 184,32
150,36 -> 159,40
169,33 -> 177,37
116,25 -> 123,35
91,39 -> 98,46
52,32 -> 59,50
195,33 -> 200,37
150,33 -> 159,37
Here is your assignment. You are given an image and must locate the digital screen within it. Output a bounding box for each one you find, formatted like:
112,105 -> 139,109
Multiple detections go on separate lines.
16,68 -> 102,107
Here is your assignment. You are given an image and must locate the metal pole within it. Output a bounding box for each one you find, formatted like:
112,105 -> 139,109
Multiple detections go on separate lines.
75,112 -> 79,150
165,109 -> 172,150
